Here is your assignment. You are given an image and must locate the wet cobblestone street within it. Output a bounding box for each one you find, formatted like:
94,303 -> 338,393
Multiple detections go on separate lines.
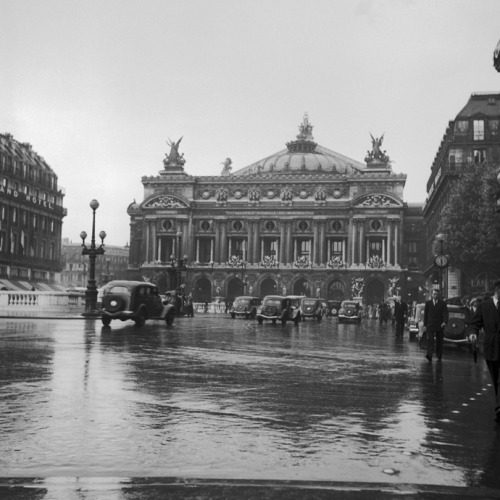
1,315 -> 500,498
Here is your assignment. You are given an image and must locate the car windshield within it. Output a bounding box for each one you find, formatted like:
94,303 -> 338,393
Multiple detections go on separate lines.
343,302 -> 357,307
264,299 -> 282,307
302,299 -> 316,306
235,298 -> 250,306
449,311 -> 466,319
107,286 -> 129,294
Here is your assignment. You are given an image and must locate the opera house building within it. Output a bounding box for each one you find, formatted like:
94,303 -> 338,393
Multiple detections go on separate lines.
127,116 -> 425,305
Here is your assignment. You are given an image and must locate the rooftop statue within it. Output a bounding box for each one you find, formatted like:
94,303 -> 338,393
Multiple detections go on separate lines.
220,157 -> 232,176
365,133 -> 390,164
164,136 -> 185,168
297,113 -> 314,141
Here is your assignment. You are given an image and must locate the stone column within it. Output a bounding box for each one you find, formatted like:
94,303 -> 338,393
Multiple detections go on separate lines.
220,221 -> 227,263
214,220 -> 221,264
387,220 -> 392,266
358,219 -> 364,266
253,220 -> 259,264
280,221 -> 286,265
313,220 -> 319,266
247,221 -> 254,263
286,221 -> 292,265
144,220 -> 150,263
319,221 -> 325,265
394,219 -> 400,267
351,219 -> 357,265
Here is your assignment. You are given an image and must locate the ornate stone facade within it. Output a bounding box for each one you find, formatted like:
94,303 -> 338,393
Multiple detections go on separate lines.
127,116 -> 425,305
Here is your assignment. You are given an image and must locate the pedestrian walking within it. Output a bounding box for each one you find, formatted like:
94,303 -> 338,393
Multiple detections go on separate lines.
186,293 -> 194,317
468,280 -> 500,423
378,301 -> 390,327
394,298 -> 408,338
423,289 -> 448,362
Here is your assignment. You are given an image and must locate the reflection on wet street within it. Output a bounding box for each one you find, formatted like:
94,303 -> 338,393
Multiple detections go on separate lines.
1,316 -> 500,488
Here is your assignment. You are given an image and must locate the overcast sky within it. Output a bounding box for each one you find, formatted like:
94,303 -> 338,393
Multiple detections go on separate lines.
2,0 -> 500,246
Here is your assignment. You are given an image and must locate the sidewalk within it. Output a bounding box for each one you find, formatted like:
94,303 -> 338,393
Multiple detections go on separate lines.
2,478 -> 500,499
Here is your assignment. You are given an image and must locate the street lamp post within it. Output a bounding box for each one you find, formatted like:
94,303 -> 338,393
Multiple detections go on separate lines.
80,199 -> 106,316
434,233 -> 448,296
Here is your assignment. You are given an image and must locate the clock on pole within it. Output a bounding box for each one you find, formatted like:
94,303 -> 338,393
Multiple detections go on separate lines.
434,254 -> 449,268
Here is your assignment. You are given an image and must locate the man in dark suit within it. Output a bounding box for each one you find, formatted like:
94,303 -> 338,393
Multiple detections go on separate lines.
468,280 -> 500,423
394,297 -> 408,338
423,288 -> 448,362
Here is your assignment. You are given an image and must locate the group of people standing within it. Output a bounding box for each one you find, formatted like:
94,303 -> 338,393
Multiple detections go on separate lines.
423,282 -> 500,425
376,298 -> 408,337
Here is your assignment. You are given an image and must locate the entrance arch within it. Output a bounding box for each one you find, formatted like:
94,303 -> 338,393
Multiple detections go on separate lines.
327,280 -> 346,301
365,279 -> 384,305
227,277 -> 243,300
260,277 -> 278,297
193,277 -> 212,302
293,278 -> 310,296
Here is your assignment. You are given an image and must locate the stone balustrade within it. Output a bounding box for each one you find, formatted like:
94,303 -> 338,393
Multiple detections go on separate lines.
0,291 -> 86,318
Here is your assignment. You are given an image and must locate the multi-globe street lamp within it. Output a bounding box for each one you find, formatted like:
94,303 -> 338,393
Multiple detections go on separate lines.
80,199 -> 106,316
434,233 -> 448,296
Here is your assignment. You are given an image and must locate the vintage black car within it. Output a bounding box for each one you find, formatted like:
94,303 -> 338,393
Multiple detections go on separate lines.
300,297 -> 324,321
101,280 -> 176,326
418,303 -> 472,349
326,300 -> 342,317
230,296 -> 262,319
257,295 -> 300,325
338,300 -> 362,323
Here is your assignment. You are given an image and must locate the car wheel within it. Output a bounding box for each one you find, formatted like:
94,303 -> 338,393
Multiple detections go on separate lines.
272,319 -> 277,325
134,312 -> 146,327
231,313 -> 235,319
101,316 -> 111,326
258,317 -> 263,324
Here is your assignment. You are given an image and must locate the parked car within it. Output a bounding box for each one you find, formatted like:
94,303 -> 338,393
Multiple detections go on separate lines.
327,300 -> 342,317
230,296 -> 262,319
418,303 -> 472,349
101,280 -> 176,326
409,303 -> 425,341
338,300 -> 361,323
444,304 -> 472,347
300,297 -> 324,321
257,295 -> 300,325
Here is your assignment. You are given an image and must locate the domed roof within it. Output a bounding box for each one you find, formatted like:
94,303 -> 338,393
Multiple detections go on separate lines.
232,115 -> 365,176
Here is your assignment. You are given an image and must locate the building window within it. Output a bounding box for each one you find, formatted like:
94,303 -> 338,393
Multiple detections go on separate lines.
368,239 -> 383,259
489,119 -> 499,136
330,239 -> 343,257
297,239 -> 310,258
298,220 -> 309,232
455,120 -> 469,135
262,238 -> 278,260
264,220 -> 275,231
200,220 -> 211,232
229,237 -> 246,259
473,120 -> 485,141
162,219 -> 173,231
449,148 -> 463,166
473,149 -> 486,164
408,241 -> 418,268
198,238 -> 213,263
331,220 -> 342,232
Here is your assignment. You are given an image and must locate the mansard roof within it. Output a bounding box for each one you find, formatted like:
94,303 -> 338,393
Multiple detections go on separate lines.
456,92 -> 500,118
232,114 -> 366,176
0,133 -> 56,175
